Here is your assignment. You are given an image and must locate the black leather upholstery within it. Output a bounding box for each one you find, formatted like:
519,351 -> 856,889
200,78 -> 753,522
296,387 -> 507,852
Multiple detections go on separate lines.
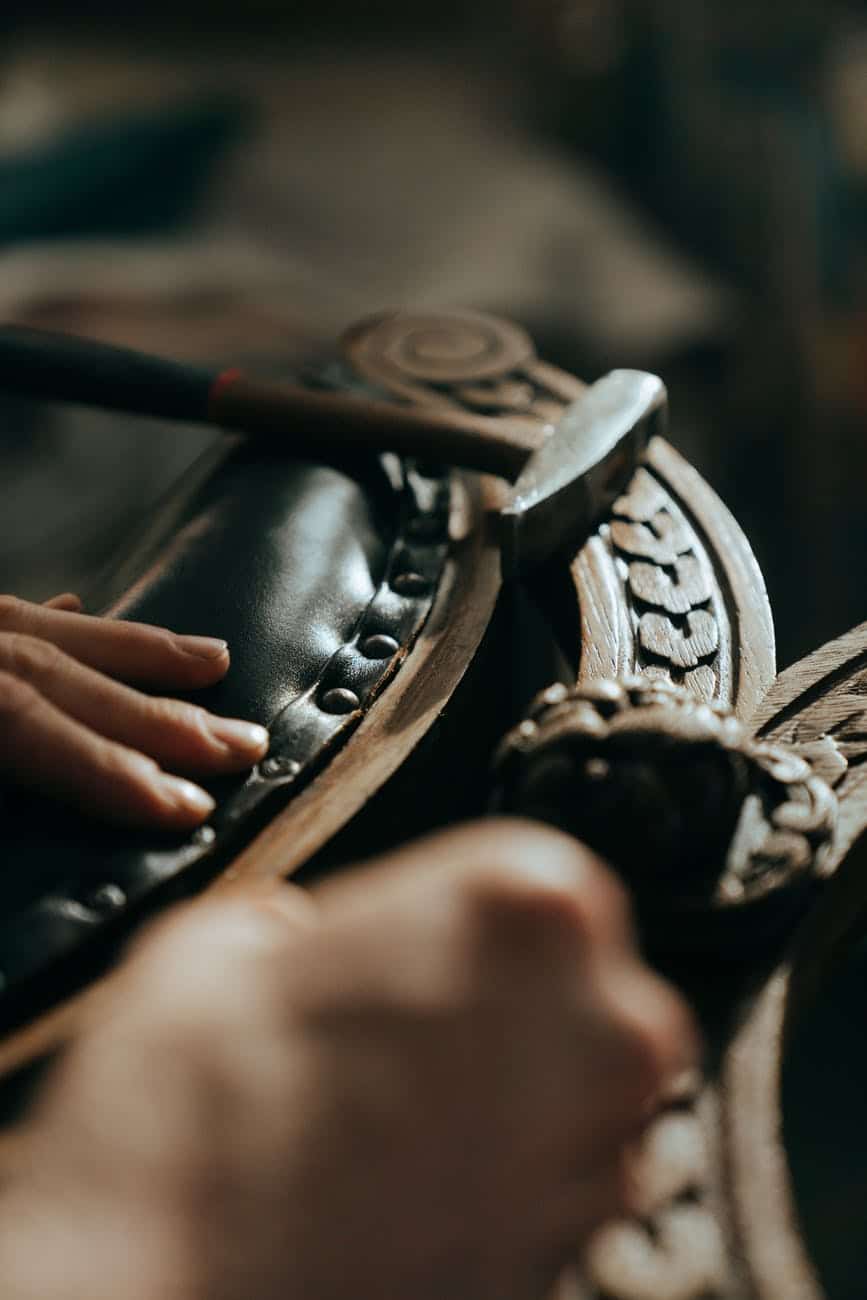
0,436 -> 450,1030
111,443 -> 394,722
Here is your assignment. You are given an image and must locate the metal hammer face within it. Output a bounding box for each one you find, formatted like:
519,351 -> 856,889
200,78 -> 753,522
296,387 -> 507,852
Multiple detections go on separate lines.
499,369 -> 667,578
342,311 -> 667,582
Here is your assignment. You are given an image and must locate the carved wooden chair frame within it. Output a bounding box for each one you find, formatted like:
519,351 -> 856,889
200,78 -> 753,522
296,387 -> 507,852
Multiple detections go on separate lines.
2,311 -> 865,1300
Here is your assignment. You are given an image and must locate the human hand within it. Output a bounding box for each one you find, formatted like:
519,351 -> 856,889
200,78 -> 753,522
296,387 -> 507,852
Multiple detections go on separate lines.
0,592 -> 268,829
0,819 -> 698,1300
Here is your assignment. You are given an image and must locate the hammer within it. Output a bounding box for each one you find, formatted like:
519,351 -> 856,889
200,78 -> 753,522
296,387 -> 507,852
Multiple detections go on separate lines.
0,319 -> 665,577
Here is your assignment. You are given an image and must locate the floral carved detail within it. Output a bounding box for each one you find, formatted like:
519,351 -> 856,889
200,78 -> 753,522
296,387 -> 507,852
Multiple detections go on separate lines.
492,677 -> 837,939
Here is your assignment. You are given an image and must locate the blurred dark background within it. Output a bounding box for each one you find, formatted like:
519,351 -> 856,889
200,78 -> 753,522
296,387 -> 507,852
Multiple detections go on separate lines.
1,3 -> 867,1295
2,0 -> 865,670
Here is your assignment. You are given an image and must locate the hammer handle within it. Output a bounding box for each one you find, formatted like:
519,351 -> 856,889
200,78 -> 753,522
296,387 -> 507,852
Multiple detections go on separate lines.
0,325 -> 540,480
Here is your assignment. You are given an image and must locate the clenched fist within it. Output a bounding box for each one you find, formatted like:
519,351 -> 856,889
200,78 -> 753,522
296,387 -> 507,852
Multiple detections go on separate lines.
0,593 -> 268,827
0,820 -> 698,1300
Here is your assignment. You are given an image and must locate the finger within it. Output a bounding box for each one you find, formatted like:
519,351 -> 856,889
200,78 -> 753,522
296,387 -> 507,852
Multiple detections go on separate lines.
0,596 -> 229,688
0,634 -> 267,773
0,671 -> 215,829
43,592 -> 83,612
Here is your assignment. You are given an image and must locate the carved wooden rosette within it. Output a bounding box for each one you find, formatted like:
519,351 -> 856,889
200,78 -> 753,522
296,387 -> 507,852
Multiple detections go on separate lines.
341,312 -> 867,1300
492,677 -> 837,942
343,309 -> 586,424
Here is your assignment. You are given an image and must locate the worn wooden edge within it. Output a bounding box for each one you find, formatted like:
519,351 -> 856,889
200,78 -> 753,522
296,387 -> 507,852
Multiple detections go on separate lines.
721,823 -> 867,1300
748,620 -> 867,735
714,624 -> 867,1300
721,967 -> 824,1300
0,473 -> 505,1082
645,438 -> 776,722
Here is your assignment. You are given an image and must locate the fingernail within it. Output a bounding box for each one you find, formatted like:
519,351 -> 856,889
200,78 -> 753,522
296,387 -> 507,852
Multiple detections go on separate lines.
48,591 -> 83,611
176,635 -> 229,660
157,775 -> 216,818
207,716 -> 269,757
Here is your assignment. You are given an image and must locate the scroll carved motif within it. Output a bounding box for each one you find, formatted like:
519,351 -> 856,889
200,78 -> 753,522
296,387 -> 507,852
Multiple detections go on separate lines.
345,310 -> 777,722
342,309 -> 585,427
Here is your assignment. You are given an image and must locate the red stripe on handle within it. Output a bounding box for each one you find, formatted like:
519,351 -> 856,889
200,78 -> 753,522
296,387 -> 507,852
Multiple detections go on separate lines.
209,367 -> 244,408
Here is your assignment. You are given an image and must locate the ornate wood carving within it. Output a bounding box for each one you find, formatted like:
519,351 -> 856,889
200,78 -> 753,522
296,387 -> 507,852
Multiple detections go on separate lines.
493,677 -> 837,942
278,323 -> 867,1300
571,438 -> 775,721
343,309 -> 586,424
412,311 -> 865,1300
550,603 -> 867,1300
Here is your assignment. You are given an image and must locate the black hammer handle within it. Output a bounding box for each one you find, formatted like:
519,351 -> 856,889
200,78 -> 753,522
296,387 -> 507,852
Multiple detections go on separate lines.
0,325 -> 541,480
0,325 -> 218,421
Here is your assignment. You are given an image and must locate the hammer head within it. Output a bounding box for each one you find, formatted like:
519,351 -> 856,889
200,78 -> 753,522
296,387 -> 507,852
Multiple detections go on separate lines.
499,369 -> 667,578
